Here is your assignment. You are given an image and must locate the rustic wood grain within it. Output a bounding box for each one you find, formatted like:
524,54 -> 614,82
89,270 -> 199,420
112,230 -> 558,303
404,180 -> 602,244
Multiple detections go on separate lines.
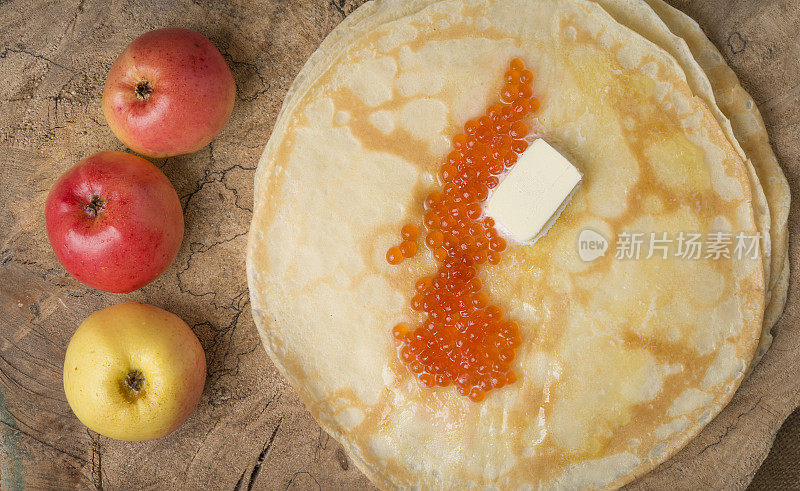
0,0 -> 795,489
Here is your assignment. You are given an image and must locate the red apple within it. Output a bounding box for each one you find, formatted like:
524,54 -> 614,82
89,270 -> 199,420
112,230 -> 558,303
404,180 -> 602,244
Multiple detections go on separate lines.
102,28 -> 236,158
45,151 -> 184,293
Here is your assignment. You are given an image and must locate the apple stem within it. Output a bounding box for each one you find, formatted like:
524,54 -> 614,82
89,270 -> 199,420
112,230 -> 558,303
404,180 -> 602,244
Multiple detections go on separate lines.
83,196 -> 106,218
135,80 -> 153,101
125,370 -> 145,392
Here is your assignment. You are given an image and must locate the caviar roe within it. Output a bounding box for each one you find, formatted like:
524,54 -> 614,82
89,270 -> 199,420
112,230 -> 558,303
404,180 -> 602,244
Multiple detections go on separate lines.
387,58 -> 537,402
387,224 -> 421,264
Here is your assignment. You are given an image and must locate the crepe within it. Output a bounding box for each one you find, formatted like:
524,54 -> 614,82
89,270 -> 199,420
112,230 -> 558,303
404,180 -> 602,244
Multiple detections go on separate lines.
247,0 -> 768,487
586,0 -> 783,365
642,0 -> 790,362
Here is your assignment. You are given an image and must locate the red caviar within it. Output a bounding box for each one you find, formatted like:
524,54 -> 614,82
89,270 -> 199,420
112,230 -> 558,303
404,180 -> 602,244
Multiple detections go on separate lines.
387,59 -> 537,402
386,246 -> 404,265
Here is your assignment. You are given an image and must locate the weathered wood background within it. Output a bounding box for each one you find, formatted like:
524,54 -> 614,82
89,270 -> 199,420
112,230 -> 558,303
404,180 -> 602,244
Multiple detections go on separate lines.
0,0 -> 796,488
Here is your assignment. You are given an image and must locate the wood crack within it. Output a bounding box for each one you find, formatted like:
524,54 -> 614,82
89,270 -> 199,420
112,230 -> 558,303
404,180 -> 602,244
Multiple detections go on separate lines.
88,429 -> 102,490
242,418 -> 282,491
0,47 -> 76,73
698,394 -> 766,455
0,418 -> 88,465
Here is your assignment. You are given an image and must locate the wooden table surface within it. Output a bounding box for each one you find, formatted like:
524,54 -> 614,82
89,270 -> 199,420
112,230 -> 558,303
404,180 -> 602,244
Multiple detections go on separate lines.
0,0 -> 797,488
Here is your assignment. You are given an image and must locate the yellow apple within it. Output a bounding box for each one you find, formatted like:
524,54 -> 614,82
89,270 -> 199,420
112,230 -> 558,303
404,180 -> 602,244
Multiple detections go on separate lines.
63,302 -> 206,440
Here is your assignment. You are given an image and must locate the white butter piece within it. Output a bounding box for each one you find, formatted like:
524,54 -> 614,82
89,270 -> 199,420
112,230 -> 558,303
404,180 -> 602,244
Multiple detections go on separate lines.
485,139 -> 582,243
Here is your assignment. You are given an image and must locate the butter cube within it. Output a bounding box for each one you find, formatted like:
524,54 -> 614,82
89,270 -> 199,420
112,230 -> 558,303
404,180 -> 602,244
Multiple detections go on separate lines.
485,139 -> 582,243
